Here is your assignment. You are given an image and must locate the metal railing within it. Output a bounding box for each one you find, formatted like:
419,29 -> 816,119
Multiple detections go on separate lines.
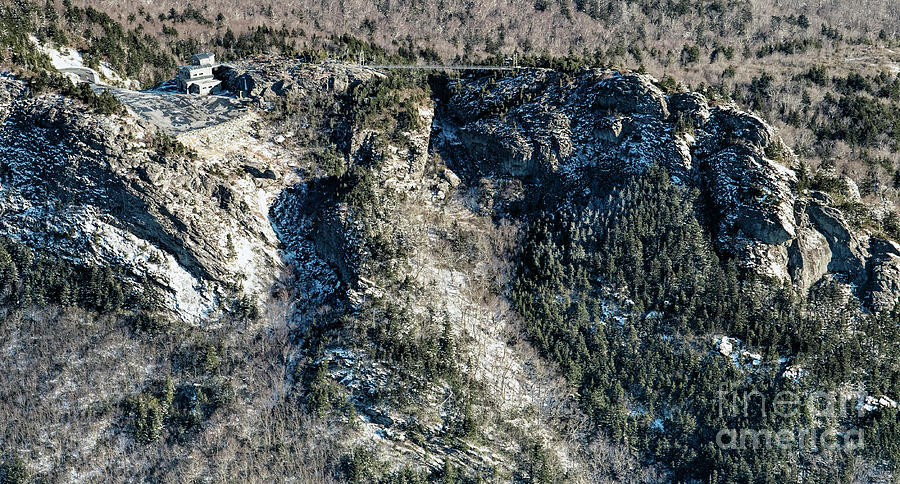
361,64 -> 521,71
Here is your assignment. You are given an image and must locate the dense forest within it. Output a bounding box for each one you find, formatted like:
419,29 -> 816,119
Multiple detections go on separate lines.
513,166 -> 900,481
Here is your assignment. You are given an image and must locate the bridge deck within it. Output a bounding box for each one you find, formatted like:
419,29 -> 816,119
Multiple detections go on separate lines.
362,64 -> 522,71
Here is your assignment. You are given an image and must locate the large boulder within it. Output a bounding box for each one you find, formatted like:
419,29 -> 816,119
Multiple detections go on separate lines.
458,118 -> 536,177
587,73 -> 669,117
700,144 -> 797,246
865,238 -> 900,310
806,200 -> 869,285
223,72 -> 261,97
788,225 -> 832,291
667,91 -> 710,125
701,107 -> 775,152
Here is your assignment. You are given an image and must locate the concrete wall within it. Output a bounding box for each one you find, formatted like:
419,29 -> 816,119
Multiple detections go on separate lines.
178,66 -> 214,80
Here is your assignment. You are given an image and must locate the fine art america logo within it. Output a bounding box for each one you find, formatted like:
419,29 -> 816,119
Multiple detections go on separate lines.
714,386 -> 893,452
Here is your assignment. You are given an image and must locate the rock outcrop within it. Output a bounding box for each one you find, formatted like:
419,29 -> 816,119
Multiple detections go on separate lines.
806,198 -> 870,284
3,62 -> 898,316
438,69 -> 900,307
0,75 -> 299,321
866,238 -> 900,310
788,226 -> 832,291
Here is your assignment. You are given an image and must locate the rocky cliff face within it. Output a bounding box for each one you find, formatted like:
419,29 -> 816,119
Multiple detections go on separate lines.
0,74 -> 299,322
1,62 -> 898,480
437,69 -> 900,309
8,64 -> 891,324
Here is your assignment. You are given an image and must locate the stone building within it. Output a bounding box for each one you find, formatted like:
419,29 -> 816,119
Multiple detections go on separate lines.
176,53 -> 222,95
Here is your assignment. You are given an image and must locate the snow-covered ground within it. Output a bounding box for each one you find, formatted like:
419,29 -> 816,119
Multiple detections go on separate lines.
29,36 -> 138,88
31,36 -> 84,70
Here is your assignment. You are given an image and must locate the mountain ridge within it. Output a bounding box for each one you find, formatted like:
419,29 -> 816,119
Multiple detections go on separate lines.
1,57 -> 899,481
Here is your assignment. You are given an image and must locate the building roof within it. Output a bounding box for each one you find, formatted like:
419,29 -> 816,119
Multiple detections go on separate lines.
179,64 -> 212,71
191,53 -> 216,65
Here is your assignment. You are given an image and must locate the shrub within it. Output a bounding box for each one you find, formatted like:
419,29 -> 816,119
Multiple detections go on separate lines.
232,295 -> 259,321
0,237 -> 127,313
306,363 -> 344,417
680,44 -> 700,65
150,131 -> 197,161
340,447 -> 378,483
0,456 -> 28,484
125,394 -> 166,443
131,311 -> 170,334
882,211 -> 900,241
804,65 -> 828,86
27,72 -> 126,115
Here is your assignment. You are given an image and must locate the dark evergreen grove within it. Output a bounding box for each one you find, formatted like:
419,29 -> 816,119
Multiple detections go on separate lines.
512,166 -> 900,481
0,236 -> 125,312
